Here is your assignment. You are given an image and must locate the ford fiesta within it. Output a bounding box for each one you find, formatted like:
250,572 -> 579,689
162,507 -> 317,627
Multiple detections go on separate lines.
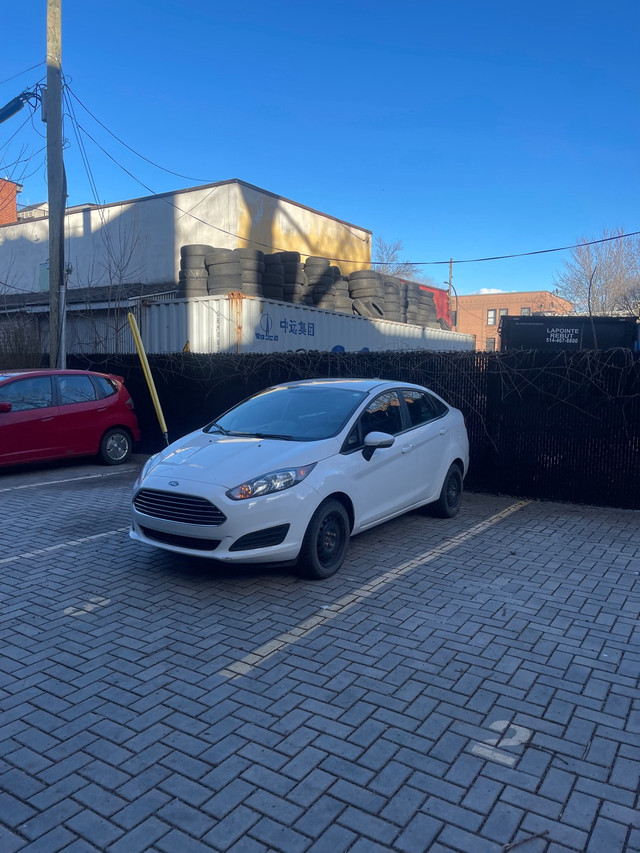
130,379 -> 469,579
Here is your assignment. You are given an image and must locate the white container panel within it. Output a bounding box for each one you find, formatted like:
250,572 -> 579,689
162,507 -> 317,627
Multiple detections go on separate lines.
141,295 -> 475,354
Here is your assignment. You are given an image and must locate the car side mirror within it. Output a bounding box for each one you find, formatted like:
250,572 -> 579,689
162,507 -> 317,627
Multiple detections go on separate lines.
362,430 -> 395,461
0,401 -> 12,413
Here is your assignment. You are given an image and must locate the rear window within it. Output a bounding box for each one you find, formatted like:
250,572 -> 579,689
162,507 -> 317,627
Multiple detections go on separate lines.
93,376 -> 118,398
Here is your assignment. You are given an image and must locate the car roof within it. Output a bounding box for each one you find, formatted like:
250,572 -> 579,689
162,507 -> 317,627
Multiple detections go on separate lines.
276,378 -> 427,393
0,368 -> 118,383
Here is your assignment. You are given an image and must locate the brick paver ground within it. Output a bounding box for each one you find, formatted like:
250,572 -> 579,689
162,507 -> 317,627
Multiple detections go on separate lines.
1,458 -> 639,852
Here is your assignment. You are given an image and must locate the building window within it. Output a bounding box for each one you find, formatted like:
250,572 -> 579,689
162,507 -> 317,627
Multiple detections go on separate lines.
487,309 -> 497,326
499,308 -> 508,317
521,307 -> 531,316
486,337 -> 496,352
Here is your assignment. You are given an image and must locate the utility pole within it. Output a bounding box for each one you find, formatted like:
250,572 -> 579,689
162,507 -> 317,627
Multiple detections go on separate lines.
46,0 -> 65,368
447,257 -> 455,329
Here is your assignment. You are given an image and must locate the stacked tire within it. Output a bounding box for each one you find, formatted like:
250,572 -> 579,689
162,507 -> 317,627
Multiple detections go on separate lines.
304,256 -> 335,308
178,244 -> 214,298
262,253 -> 285,301
382,276 -> 405,323
331,271 -> 353,314
205,248 -> 244,296
280,251 -> 309,305
237,248 -> 264,296
405,282 -> 438,327
348,269 -> 385,321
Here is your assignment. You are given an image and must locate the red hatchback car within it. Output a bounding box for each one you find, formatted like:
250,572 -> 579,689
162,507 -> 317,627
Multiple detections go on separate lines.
0,368 -> 141,467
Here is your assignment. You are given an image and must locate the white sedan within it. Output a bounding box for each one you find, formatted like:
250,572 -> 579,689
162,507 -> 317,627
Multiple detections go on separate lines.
130,378 -> 469,579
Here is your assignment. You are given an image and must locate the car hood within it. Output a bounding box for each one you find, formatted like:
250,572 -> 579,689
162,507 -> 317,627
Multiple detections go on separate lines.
141,429 -> 339,488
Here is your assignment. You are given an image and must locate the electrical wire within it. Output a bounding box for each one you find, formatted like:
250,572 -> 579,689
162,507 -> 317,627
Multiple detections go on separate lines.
0,62 -> 45,88
0,113 -> 34,157
22,89 -> 640,272
63,89 -> 121,271
64,86 -> 640,266
69,116 -> 294,251
0,144 -> 47,172
66,84 -> 213,184
406,231 -> 640,267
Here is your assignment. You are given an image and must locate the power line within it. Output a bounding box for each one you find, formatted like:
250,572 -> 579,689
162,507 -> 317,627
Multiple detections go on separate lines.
66,84 -> 214,184
63,89 -> 122,273
68,117 -> 295,252
18,93 -> 640,272
404,231 -> 640,267
0,144 -> 47,172
0,62 -> 45,88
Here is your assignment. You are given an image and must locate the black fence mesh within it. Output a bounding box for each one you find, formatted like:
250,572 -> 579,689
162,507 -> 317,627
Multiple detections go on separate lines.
68,349 -> 640,510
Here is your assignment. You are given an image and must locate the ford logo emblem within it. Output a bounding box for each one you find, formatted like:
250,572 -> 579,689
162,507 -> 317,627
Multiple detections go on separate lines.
168,481 -> 179,486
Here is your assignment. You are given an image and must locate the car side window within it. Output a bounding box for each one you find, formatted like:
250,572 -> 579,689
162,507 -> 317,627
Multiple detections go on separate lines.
360,391 -> 404,438
401,389 -> 448,426
0,377 -> 53,411
58,375 -> 97,405
93,376 -> 117,398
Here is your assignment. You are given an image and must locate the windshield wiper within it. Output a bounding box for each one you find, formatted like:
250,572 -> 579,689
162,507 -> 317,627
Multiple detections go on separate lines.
204,422 -> 229,435
230,431 -> 297,441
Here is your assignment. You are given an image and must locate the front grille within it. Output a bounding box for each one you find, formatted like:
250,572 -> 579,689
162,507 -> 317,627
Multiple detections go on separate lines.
140,526 -> 221,551
134,488 -> 226,526
229,524 -> 290,552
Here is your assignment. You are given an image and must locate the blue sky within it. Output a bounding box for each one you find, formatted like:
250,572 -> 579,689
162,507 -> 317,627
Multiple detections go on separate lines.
2,0 -> 638,295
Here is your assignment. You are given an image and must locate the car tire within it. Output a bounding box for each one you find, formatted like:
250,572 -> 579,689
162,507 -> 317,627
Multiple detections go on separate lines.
99,427 -> 132,465
298,499 -> 350,580
429,463 -> 463,518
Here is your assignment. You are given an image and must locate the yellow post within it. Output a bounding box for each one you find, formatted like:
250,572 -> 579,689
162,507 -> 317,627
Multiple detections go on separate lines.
127,312 -> 169,446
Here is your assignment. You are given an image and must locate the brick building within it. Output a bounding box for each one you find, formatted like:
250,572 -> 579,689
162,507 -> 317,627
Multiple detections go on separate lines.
0,178 -> 21,226
454,290 -> 573,350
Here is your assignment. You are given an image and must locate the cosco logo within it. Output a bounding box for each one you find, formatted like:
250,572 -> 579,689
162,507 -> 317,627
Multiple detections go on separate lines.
260,314 -> 273,335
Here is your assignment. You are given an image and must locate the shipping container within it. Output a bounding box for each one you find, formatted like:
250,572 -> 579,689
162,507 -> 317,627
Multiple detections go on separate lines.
499,315 -> 640,352
139,293 -> 475,354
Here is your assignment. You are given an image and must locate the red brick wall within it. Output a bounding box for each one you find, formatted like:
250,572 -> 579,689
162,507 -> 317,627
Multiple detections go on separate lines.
0,179 -> 19,225
455,291 -> 573,350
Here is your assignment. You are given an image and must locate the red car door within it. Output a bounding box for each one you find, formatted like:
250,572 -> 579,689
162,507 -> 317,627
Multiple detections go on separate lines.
52,374 -> 107,456
0,376 -> 60,464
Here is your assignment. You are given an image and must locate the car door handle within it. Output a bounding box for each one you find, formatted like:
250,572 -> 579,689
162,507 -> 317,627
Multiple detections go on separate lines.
439,429 -> 448,435
97,406 -> 108,412
401,444 -> 414,454
40,416 -> 55,422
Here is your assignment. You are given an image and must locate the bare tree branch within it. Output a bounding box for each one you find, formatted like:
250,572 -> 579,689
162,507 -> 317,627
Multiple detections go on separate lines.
554,228 -> 640,315
372,236 -> 438,285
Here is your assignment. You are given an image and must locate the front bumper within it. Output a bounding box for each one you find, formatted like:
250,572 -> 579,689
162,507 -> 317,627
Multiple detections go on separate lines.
130,474 -> 318,564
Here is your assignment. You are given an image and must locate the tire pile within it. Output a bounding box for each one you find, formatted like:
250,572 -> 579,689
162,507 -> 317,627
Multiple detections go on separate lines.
178,244 -> 210,297
349,270 -> 386,322
304,257 -> 351,313
176,245 -> 442,328
405,281 -> 439,326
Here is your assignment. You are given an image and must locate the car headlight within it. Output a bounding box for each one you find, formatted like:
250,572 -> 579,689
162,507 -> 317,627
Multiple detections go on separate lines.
226,463 -> 316,500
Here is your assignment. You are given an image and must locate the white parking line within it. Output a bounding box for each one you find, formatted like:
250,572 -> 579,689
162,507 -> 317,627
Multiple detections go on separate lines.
0,469 -> 137,492
64,596 -> 111,617
219,500 -> 530,679
0,528 -> 129,566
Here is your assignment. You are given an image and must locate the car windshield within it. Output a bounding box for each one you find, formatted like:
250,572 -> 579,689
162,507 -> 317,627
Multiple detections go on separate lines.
206,385 -> 367,441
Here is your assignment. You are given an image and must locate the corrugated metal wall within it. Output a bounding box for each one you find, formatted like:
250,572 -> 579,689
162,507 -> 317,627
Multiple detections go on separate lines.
140,295 -> 475,354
